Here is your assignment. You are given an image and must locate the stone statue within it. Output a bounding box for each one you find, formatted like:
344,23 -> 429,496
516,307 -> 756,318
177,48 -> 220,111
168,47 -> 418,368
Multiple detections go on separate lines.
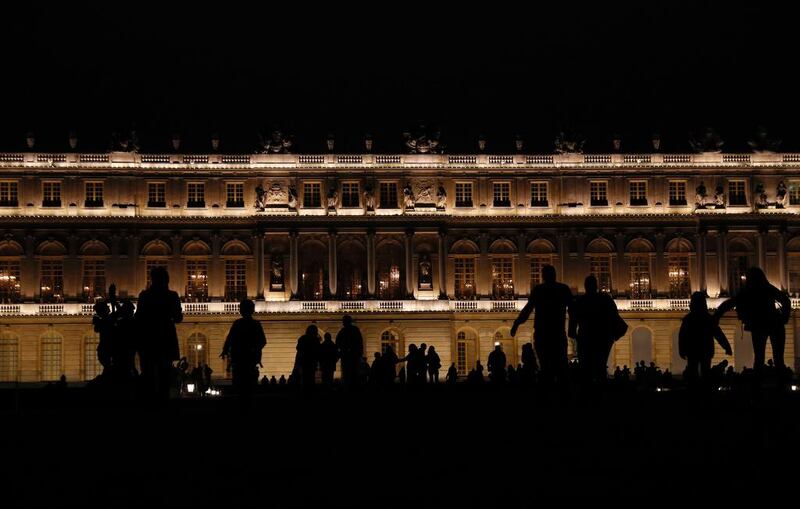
327,188 -> 338,211
254,184 -> 267,211
714,185 -> 725,208
554,131 -> 585,154
403,125 -> 444,154
418,254 -> 433,290
288,185 -> 298,210
363,185 -> 375,212
112,129 -> 139,152
258,129 -> 293,154
688,127 -> 724,154
436,185 -> 447,210
748,126 -> 782,154
270,258 -> 284,290
403,184 -> 415,210
755,183 -> 768,209
776,181 -> 787,208
695,181 -> 708,208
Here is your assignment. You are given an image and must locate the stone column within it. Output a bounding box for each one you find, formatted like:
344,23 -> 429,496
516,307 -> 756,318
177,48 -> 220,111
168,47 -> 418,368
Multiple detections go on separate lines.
516,231 -> 527,298
695,230 -> 707,294
778,228 -> 788,291
22,234 -> 36,301
254,232 -> 265,300
126,232 -> 140,297
328,230 -> 338,298
654,231 -> 666,297
210,231 -> 222,300
575,231 -> 586,293
66,232 -> 81,301
289,231 -> 299,298
757,227 -> 768,271
170,233 -> 183,297
717,229 -> 728,297
404,229 -> 414,298
557,231 -> 568,284
366,230 -> 376,297
478,231 -> 490,298
614,231 -> 626,298
438,229 -> 448,299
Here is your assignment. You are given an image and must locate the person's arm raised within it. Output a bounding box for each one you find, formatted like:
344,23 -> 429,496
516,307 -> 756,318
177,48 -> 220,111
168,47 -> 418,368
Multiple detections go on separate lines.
511,297 -> 535,337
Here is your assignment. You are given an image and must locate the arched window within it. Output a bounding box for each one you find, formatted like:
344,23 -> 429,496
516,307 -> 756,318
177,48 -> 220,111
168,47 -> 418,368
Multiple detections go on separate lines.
380,330 -> 400,356
41,328 -> 63,381
183,241 -> 211,302
80,241 -> 110,302
728,238 -> 754,296
300,240 -> 327,300
587,238 -> 614,293
376,240 -> 403,300
493,328 -> 517,366
528,239 -> 555,291
451,240 -> 479,300
455,329 -> 478,375
38,240 -> 66,304
490,240 -> 516,300
141,239 -> 171,290
187,332 -> 208,368
338,240 -> 366,300
666,238 -> 693,298
222,240 -> 250,301
84,331 -> 102,380
627,239 -> 653,299
0,330 -> 19,382
0,240 -> 23,304
787,237 -> 800,297
631,327 -> 653,365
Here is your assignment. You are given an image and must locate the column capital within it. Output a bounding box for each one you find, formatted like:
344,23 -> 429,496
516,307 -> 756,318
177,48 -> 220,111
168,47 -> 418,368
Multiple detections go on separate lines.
405,228 -> 415,238
328,228 -> 338,238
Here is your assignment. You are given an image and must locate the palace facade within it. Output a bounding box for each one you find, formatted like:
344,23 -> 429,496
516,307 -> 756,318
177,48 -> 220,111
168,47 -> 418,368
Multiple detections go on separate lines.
1,150 -> 799,382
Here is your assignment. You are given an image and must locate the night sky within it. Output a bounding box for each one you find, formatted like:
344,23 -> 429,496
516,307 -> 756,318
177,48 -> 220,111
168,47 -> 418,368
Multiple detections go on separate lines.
0,2 -> 795,153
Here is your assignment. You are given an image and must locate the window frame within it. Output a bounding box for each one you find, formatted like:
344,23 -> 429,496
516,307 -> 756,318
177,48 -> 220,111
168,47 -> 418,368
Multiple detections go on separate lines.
186,182 -> 206,208
84,181 -> 104,208
529,180 -> 549,208
589,180 -> 609,207
455,181 -> 474,208
492,181 -> 512,208
146,181 -> 167,208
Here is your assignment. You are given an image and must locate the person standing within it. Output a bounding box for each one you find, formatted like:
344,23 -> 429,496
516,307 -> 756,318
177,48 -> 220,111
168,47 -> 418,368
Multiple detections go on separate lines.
296,325 -> 321,389
426,345 -> 441,383
335,315 -> 364,387
221,299 -> 266,397
679,292 -> 732,383
318,332 -> 339,386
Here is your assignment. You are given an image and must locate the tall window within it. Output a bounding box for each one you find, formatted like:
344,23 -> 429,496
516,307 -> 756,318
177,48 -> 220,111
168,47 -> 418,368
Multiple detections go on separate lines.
0,332 -> 19,382
303,182 -> 322,208
42,181 -> 62,207
789,255 -> 800,297
728,254 -> 749,295
590,181 -> 608,206
628,256 -> 651,298
187,332 -> 208,368
454,258 -> 476,299
456,330 -> 477,375
84,181 -> 104,207
225,259 -> 247,301
378,262 -> 402,299
589,256 -> 612,293
790,182 -> 800,206
40,260 -> 64,303
530,182 -> 548,207
491,257 -> 514,300
379,182 -> 398,208
341,182 -> 360,208
300,246 -> 326,300
84,332 -> 102,380
0,260 -> 21,303
82,260 -> 106,302
185,260 -> 209,302
456,182 -> 473,207
187,183 -> 205,208
41,330 -> 62,381
381,330 -> 400,356
529,256 -> 552,291
147,182 -> 166,207
493,182 -> 511,207
667,255 -> 691,298
629,181 -> 648,206
0,181 -> 19,207
145,259 -> 169,288
668,180 -> 687,206
226,182 -> 244,207
728,180 -> 747,206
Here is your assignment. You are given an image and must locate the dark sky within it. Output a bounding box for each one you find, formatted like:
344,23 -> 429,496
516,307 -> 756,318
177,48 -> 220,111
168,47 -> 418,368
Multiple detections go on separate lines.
0,2 -> 795,153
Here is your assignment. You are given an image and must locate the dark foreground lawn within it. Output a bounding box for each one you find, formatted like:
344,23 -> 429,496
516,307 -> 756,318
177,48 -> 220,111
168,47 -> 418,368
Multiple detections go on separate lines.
1,383 -> 798,507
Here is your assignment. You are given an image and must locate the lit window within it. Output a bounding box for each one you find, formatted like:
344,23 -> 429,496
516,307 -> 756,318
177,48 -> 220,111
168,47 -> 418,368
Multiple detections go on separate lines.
224,259 -> 247,301
728,254 -> 749,295
341,182 -> 360,208
379,182 -> 398,209
493,182 -> 511,207
456,182 -> 473,208
42,181 -> 62,207
590,181 -> 608,206
529,256 -> 552,291
589,256 -> 612,293
0,332 -> 19,382
454,258 -> 476,299
530,182 -> 548,207
82,260 -> 106,302
628,256 -> 651,298
84,182 -> 104,207
187,332 -> 208,368
667,255 -> 691,298
491,257 -> 514,300
629,181 -> 647,206
41,330 -> 62,381
303,183 -> 322,208
668,181 -> 687,206
84,333 -> 102,380
40,260 -> 64,303
0,260 -> 21,303
790,182 -> 800,206
378,263 -> 402,299
728,180 -> 747,206
789,255 -> 800,297
185,260 -> 209,302
0,181 -> 19,207
381,330 -> 399,356
147,182 -> 166,207
145,259 -> 169,289
226,182 -> 244,207
456,330 -> 477,375
187,183 -> 205,208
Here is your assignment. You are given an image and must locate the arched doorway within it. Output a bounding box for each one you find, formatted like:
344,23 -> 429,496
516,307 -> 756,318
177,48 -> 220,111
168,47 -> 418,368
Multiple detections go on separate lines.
631,327 -> 653,365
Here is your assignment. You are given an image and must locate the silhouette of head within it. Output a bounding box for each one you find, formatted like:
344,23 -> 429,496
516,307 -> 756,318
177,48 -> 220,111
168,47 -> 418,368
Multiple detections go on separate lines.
119,299 -> 135,319
408,344 -> 417,353
150,266 -> 169,289
239,298 -> 255,317
324,332 -> 332,342
342,315 -> 353,326
689,291 -> 707,313
584,275 -> 598,294
94,300 -> 110,317
306,324 -> 319,337
374,352 -> 381,360
420,342 -> 427,351
744,267 -> 768,289
542,264 -> 556,284
429,345 -> 436,353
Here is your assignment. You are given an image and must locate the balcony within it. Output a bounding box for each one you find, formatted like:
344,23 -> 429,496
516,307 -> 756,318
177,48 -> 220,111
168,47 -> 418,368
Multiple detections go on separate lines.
83,199 -> 104,208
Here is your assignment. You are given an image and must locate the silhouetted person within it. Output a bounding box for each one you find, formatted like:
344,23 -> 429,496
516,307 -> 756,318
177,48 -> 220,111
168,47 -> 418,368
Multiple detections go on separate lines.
426,345 -> 441,383
520,343 -> 538,385
113,299 -> 137,380
680,291 -> 732,384
279,374 -> 286,385
370,352 -> 383,385
569,275 -> 627,387
318,332 -> 339,386
398,344 -> 424,385
474,360 -> 485,383
382,345 -> 399,386
135,267 -> 183,400
510,264 -> 573,387
398,366 -> 406,385
296,325 -> 321,389
714,267 -> 791,373
487,344 -> 507,383
417,343 -> 429,383
335,315 -> 364,387
221,299 -> 266,397
446,363 -> 458,384
92,299 -> 113,375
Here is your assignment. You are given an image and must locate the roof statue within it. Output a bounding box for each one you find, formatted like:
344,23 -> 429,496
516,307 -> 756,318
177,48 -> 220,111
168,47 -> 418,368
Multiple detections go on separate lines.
688,127 -> 723,154
403,125 -> 444,154
747,126 -> 782,154
258,129 -> 293,154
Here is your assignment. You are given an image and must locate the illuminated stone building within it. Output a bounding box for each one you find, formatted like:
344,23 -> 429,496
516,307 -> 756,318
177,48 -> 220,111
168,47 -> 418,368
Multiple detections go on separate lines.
0,148 -> 798,382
